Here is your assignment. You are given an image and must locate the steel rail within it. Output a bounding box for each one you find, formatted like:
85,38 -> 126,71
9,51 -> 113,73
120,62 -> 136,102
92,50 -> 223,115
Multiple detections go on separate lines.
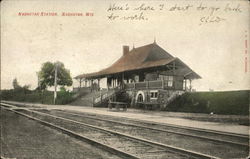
66,110 -> 248,139
2,107 -> 139,159
1,101 -> 248,138
52,109 -> 249,147
1,105 -> 219,159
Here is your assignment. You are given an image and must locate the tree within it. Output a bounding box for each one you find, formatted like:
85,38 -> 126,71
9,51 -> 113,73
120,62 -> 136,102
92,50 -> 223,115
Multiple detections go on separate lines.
12,78 -> 21,89
12,78 -> 31,95
22,84 -> 31,90
38,61 -> 73,90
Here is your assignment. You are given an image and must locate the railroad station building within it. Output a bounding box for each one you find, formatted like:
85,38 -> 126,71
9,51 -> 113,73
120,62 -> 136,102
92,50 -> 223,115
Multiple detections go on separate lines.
74,41 -> 201,108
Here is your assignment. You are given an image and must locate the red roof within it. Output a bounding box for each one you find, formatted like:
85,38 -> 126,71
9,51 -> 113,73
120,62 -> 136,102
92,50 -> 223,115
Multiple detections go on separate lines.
76,43 -> 201,79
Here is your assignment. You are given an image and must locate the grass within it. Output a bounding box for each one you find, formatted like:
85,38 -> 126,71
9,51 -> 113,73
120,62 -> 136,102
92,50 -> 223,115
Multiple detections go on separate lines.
0,88 -> 75,105
167,90 -> 249,115
1,88 -> 249,115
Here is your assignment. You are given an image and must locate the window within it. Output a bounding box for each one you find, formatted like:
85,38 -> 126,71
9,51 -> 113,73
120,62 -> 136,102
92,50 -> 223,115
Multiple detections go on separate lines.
158,75 -> 173,80
150,91 -> 158,99
134,75 -> 139,82
150,92 -> 154,98
158,75 -> 164,80
158,75 -> 173,87
168,76 -> 173,87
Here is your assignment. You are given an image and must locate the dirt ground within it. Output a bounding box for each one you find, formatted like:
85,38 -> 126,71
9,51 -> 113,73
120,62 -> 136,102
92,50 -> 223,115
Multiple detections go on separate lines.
4,100 -> 249,126
135,110 -> 249,126
0,109 -> 121,159
2,101 -> 249,135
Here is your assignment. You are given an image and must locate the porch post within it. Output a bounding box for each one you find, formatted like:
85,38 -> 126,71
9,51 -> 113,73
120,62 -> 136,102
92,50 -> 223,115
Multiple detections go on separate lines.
122,73 -> 124,89
107,78 -> 110,90
98,79 -> 100,91
189,79 -> 192,92
79,78 -> 82,88
91,79 -> 93,92
184,79 -> 187,91
162,79 -> 164,89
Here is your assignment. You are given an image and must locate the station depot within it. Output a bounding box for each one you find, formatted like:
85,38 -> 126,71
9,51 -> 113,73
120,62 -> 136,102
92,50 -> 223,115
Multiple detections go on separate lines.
74,41 -> 201,110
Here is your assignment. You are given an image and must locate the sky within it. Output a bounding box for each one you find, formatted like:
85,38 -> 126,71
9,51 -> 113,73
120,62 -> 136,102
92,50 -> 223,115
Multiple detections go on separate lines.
1,0 -> 249,91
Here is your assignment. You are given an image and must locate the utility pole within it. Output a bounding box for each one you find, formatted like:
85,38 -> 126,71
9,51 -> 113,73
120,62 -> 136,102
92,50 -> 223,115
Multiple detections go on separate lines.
36,72 -> 40,90
54,63 -> 58,105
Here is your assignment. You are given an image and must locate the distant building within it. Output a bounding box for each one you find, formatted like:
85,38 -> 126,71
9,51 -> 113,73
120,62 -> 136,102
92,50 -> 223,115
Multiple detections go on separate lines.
75,42 -> 201,108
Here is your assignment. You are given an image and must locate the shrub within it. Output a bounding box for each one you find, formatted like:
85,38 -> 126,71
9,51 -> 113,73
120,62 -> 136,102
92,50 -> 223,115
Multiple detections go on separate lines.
0,89 -> 74,105
167,90 -> 249,115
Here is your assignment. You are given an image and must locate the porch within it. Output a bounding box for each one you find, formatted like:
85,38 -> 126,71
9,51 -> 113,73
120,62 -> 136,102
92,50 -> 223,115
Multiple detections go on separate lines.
124,79 -> 186,90
73,78 -> 189,92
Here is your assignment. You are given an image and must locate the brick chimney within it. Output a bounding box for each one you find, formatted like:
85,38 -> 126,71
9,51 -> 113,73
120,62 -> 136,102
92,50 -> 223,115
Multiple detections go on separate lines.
123,45 -> 129,56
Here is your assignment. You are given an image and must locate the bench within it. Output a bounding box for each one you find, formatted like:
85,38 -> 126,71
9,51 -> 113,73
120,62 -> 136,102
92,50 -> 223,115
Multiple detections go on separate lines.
108,101 -> 128,111
137,102 -> 161,110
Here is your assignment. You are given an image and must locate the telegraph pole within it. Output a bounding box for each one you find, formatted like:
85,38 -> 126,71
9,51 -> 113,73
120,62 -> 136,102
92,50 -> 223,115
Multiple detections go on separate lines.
54,63 -> 58,105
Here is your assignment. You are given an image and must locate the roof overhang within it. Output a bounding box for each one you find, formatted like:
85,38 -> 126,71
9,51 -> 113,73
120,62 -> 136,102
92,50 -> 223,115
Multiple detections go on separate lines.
75,58 -> 201,80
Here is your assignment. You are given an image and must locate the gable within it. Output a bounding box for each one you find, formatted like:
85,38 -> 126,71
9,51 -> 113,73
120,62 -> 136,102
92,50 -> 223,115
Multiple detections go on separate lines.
144,44 -> 173,62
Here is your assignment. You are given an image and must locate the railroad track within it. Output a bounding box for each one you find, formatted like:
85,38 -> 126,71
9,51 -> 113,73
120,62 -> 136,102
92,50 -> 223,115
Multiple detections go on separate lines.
2,102 -> 249,158
1,103 -> 218,159
3,101 -> 247,141
31,109 -> 249,159
48,109 -> 249,147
